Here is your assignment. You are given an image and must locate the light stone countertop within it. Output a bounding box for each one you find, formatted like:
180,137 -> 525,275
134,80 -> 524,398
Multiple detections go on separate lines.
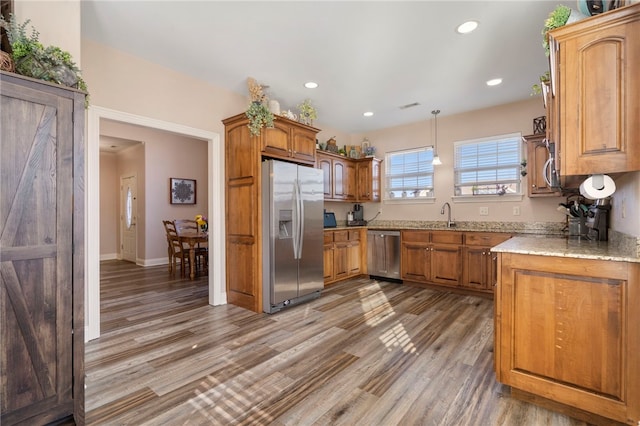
491,235 -> 640,263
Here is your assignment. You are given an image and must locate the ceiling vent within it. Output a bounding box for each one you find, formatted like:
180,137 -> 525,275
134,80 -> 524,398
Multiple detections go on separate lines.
399,102 -> 420,110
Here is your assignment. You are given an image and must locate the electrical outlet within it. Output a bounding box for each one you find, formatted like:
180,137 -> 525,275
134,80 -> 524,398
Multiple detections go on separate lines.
513,206 -> 520,216
479,207 -> 489,216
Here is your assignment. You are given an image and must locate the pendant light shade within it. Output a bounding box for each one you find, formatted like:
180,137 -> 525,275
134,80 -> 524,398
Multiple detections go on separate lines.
431,109 -> 442,166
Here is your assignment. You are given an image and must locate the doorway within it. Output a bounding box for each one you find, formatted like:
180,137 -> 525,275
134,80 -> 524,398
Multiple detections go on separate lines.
86,106 -> 225,341
120,174 -> 137,263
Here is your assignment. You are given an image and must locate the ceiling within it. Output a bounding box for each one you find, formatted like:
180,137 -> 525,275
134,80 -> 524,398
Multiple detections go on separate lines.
81,1 -> 574,134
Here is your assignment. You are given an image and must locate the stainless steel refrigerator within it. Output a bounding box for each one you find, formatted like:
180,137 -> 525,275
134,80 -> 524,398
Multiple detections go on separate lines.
262,159 -> 324,313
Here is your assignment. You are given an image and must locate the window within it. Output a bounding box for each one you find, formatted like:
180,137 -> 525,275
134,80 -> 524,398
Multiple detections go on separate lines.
385,146 -> 434,200
454,133 -> 522,196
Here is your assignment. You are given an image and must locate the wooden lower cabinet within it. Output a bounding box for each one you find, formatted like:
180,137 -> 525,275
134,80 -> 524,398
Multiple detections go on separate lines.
401,230 -> 510,294
430,231 -> 463,286
324,229 -> 365,284
495,253 -> 639,424
462,232 -> 512,291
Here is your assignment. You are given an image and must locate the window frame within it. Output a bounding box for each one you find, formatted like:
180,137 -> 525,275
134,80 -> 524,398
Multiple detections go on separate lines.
452,132 -> 523,201
384,146 -> 436,203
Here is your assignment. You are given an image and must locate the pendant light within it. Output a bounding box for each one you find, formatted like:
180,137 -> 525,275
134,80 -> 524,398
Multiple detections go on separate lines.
432,109 -> 442,165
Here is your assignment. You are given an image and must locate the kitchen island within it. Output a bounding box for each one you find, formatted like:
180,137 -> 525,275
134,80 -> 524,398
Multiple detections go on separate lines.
492,236 -> 639,425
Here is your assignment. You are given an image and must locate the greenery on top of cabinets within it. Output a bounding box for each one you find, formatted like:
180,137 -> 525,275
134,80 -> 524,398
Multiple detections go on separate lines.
0,14 -> 89,104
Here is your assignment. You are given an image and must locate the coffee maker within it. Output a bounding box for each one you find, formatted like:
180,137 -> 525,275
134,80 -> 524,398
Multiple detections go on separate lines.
585,199 -> 611,241
347,204 -> 367,226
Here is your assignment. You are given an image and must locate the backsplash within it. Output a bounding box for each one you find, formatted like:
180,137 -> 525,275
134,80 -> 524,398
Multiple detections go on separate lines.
608,229 -> 640,258
366,220 -> 566,235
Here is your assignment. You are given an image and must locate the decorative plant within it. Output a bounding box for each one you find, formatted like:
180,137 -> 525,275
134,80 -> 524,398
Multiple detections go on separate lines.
542,5 -> 571,56
363,145 -> 376,157
245,77 -> 274,136
531,70 -> 550,96
0,14 -> 89,102
297,98 -> 317,125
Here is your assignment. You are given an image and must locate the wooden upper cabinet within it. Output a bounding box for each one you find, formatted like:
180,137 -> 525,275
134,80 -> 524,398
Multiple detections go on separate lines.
549,3 -> 640,176
523,134 -> 561,197
318,156 -> 333,198
260,115 -> 318,165
316,151 -> 380,202
290,126 -> 317,163
356,158 -> 381,202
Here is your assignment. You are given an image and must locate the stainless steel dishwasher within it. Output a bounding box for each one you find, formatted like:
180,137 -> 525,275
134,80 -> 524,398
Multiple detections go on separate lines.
367,230 -> 401,282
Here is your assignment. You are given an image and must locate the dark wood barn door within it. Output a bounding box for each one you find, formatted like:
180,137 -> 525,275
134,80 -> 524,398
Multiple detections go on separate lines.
1,73 -> 84,425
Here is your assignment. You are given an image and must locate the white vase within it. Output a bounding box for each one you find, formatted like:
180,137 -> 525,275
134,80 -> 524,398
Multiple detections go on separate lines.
268,100 -> 280,115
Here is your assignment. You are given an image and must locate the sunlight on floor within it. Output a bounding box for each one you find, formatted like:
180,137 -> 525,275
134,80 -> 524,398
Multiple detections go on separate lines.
358,282 -> 417,354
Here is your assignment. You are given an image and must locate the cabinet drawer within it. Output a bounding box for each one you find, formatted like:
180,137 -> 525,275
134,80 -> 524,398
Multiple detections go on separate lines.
324,232 -> 334,244
348,230 -> 360,241
465,232 -> 511,247
431,231 -> 463,245
401,230 -> 430,243
333,230 -> 349,242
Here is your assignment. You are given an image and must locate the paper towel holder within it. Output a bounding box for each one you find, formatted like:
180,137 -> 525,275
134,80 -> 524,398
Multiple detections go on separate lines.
579,174 -> 616,200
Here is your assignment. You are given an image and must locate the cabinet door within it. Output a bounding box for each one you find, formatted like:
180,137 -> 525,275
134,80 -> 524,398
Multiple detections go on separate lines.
333,159 -> 347,199
323,243 -> 335,282
317,156 -> 333,199
356,160 -> 372,201
462,247 -> 489,290
347,242 -> 361,276
333,243 -> 349,280
524,134 -> 560,197
496,253 -> 639,424
552,9 -> 640,175
401,243 -> 430,282
291,127 -> 316,163
1,76 -> 83,424
261,119 -> 291,159
344,161 -> 357,201
430,244 -> 461,286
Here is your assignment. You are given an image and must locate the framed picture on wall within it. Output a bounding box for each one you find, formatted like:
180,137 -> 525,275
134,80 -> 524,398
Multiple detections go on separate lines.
170,178 -> 196,204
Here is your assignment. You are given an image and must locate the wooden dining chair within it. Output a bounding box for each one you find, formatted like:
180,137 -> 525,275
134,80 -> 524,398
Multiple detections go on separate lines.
171,219 -> 208,274
162,220 -> 190,276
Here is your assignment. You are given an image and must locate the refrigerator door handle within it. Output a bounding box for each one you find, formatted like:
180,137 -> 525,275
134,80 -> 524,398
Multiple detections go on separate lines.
292,179 -> 300,260
297,179 -> 305,259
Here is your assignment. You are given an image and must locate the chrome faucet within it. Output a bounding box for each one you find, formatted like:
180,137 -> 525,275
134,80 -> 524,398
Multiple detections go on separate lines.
441,202 -> 455,228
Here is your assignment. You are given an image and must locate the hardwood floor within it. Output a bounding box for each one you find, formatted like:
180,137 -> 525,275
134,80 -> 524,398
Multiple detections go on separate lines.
86,260 -> 590,425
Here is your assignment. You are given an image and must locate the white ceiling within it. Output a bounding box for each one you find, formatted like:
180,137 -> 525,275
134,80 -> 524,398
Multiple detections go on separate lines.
81,0 -> 574,134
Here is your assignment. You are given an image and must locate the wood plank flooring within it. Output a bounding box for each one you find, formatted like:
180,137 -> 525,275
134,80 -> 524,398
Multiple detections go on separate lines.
86,260 -> 591,425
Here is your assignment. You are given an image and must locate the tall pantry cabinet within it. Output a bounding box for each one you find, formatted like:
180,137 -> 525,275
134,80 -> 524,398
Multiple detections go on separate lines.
223,113 -> 318,313
0,72 -> 85,425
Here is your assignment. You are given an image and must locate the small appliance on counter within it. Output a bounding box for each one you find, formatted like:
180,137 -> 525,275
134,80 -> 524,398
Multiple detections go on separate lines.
324,210 -> 337,228
347,203 -> 367,226
585,199 -> 611,241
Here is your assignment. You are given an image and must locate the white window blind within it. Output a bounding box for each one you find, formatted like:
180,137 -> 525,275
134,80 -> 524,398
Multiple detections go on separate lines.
454,133 -> 521,196
385,147 -> 434,200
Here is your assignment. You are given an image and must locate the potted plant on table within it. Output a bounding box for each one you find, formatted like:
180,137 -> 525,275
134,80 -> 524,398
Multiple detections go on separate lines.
245,77 -> 274,137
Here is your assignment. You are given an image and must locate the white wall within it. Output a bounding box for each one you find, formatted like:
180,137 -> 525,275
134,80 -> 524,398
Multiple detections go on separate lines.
99,152 -> 118,259
611,171 -> 640,238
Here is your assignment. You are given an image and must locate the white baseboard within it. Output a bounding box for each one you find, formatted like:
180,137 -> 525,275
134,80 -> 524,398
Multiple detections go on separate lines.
141,257 -> 169,267
100,253 -> 118,261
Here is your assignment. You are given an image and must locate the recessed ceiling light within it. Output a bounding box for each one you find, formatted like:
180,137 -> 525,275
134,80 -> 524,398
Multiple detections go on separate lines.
304,81 -> 318,89
363,111 -> 374,117
486,78 -> 503,86
457,20 -> 478,34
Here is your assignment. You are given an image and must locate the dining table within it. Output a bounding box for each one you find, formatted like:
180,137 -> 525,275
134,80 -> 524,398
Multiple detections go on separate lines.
177,230 -> 208,280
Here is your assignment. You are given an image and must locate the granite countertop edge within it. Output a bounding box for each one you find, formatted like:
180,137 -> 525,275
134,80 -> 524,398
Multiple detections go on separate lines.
491,236 -> 639,263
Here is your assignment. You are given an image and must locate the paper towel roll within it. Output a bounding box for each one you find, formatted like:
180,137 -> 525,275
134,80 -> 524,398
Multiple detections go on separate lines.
579,174 -> 616,200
